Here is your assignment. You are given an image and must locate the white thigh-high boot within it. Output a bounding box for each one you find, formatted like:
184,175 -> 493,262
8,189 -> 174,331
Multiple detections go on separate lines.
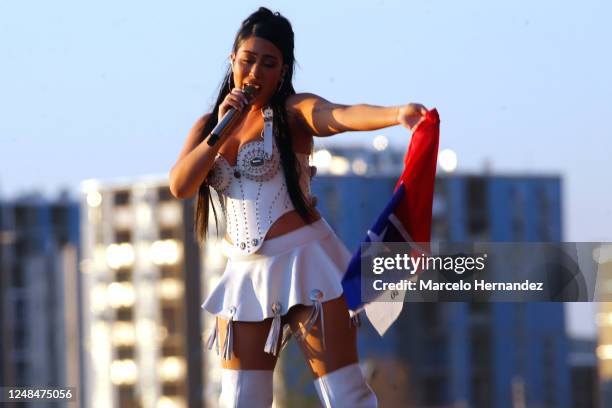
219,369 -> 274,408
313,363 -> 378,408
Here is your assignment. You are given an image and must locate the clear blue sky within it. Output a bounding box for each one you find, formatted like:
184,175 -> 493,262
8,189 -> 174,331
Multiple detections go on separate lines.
1,0 -> 608,337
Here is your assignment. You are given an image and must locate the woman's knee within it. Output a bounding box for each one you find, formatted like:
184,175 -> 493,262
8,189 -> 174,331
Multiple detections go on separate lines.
287,295 -> 360,377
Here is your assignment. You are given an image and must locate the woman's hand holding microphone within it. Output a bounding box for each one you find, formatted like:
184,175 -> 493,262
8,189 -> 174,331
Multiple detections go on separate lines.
218,87 -> 251,123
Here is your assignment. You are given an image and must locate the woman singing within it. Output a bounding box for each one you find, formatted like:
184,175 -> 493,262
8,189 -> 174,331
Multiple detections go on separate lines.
169,7 -> 427,407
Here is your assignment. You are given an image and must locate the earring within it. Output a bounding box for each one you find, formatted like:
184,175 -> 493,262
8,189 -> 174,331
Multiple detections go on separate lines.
228,73 -> 234,93
227,57 -> 235,93
276,75 -> 285,92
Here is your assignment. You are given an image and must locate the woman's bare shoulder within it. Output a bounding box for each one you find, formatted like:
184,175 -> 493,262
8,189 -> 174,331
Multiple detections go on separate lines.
285,92 -> 322,110
183,113 -> 211,142
176,113 -> 212,157
285,93 -> 323,128
193,113 -> 212,131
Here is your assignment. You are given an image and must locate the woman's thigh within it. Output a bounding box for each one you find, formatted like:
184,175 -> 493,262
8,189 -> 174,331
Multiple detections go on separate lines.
284,295 -> 359,378
216,317 -> 279,370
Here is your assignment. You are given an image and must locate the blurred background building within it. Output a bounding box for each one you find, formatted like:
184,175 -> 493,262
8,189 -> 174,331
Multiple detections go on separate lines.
595,244 -> 612,407
0,193 -> 81,407
79,179 -> 213,408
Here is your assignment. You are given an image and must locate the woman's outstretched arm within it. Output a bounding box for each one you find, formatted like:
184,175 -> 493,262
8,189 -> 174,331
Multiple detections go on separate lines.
286,93 -> 427,136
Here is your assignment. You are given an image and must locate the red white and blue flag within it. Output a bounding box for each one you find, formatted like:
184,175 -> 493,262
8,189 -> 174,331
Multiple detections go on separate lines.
341,109 -> 440,335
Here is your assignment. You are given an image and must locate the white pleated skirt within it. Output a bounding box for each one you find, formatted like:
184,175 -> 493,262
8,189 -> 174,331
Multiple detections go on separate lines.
201,218 -> 351,322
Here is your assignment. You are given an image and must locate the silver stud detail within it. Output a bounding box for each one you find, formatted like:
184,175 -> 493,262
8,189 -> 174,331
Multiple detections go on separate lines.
309,289 -> 324,302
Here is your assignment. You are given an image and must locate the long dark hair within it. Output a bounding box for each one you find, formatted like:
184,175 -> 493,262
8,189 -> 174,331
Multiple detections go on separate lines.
194,7 -> 315,243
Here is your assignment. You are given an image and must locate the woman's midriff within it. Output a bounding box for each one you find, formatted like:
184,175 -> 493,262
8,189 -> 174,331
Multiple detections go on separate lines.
224,207 -> 322,244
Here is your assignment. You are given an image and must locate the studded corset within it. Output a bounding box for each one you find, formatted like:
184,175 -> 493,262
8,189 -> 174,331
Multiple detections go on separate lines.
206,135 -> 312,256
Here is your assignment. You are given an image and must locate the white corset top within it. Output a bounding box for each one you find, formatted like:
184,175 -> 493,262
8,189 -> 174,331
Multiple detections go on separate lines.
206,137 -> 312,255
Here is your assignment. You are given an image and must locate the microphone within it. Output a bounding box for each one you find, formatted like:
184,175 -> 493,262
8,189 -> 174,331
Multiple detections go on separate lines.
206,84 -> 259,146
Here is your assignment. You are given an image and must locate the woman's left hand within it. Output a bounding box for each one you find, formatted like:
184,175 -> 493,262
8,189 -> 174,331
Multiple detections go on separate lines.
397,103 -> 428,130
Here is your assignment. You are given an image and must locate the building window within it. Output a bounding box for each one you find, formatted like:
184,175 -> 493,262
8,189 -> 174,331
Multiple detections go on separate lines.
161,305 -> 179,333
115,269 -> 133,282
162,343 -> 181,357
12,265 -> 24,288
14,207 -> 29,228
160,265 -> 182,279
116,308 -> 134,321
116,346 -> 134,360
115,230 -> 132,243
14,325 -> 27,348
159,227 -> 180,240
162,383 -> 180,395
422,375 -> 446,406
537,185 -> 552,240
467,177 -> 489,237
114,191 -> 131,206
510,186 -> 525,240
117,385 -> 136,407
158,187 -> 173,202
